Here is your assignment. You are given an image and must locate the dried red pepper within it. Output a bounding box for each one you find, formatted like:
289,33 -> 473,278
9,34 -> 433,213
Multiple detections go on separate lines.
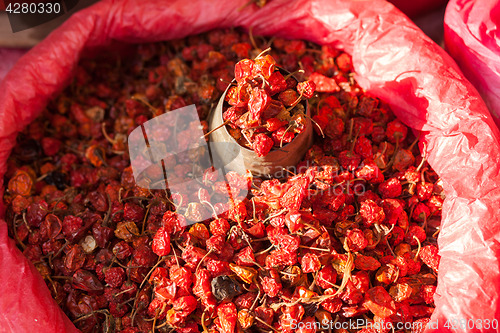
3,29 -> 442,333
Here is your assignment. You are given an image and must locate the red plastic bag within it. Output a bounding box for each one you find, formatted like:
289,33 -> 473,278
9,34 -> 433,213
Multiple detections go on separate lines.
0,49 -> 27,84
1,0 -> 500,332
445,0 -> 500,129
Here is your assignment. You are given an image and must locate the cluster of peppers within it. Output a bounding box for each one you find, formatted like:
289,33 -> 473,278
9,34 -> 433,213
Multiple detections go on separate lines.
223,52 -> 315,157
4,28 -> 442,333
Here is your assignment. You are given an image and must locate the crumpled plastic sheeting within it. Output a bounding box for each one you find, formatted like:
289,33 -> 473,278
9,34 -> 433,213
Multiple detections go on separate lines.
445,0 -> 500,130
1,0 -> 500,332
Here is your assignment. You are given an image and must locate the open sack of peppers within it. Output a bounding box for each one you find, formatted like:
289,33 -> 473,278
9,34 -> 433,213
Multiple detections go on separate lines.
1,0 -> 500,332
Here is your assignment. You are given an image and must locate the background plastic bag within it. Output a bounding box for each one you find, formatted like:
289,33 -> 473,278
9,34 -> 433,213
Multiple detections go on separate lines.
0,49 -> 27,84
444,0 -> 500,129
1,0 -> 500,332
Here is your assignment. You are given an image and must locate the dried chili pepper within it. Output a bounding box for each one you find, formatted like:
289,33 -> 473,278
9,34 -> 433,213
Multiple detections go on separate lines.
3,29 -> 443,333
